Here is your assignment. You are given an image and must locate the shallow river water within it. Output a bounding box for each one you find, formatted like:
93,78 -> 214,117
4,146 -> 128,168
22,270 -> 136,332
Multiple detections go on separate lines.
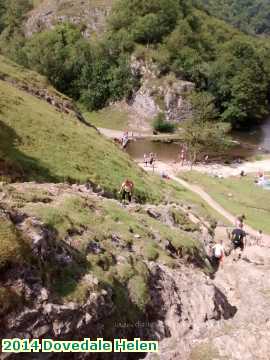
126,119 -> 270,162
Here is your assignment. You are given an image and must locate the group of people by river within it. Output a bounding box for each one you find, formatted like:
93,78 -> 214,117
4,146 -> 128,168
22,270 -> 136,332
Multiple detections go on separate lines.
143,152 -> 157,170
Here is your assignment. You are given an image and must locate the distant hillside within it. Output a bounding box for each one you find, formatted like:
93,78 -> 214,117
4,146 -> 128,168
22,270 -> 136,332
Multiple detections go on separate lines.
195,0 -> 270,35
2,0 -> 270,129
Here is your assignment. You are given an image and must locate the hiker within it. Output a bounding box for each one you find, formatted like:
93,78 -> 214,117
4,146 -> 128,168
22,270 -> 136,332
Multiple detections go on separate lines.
179,146 -> 186,166
119,179 -> 134,204
149,152 -> 155,166
143,154 -> 148,167
230,224 -> 247,260
149,153 -> 156,171
122,131 -> 129,148
256,230 -> 263,246
212,240 -> 225,269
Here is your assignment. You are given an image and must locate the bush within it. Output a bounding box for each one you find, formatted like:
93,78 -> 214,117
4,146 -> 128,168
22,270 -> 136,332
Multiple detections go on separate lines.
152,113 -> 176,133
0,217 -> 28,269
128,275 -> 150,311
145,242 -> 159,261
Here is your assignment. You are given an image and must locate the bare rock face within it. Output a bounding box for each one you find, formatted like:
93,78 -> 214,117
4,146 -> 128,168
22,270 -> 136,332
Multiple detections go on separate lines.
145,263 -> 237,360
130,57 -> 194,125
24,0 -> 112,38
147,246 -> 270,360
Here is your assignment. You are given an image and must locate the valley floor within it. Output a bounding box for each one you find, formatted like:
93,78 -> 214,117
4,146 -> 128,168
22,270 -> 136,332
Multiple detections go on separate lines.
139,160 -> 270,240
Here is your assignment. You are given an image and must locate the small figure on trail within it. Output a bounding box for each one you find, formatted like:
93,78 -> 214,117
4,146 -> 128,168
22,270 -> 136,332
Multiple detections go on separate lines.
119,179 -> 134,204
204,154 -> 209,164
212,240 -> 225,269
230,224 -> 247,260
149,152 -> 155,166
122,131 -> 129,148
240,170 -> 246,177
179,145 -> 186,166
161,170 -> 170,180
144,153 -> 148,167
256,230 -> 263,246
149,153 -> 156,172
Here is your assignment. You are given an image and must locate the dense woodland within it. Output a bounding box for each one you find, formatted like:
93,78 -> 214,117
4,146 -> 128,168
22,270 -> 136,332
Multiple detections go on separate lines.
1,0 -> 270,128
194,0 -> 270,36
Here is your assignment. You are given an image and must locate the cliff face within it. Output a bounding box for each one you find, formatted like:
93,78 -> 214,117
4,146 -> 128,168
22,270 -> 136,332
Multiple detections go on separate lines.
147,245 -> 270,360
24,0 -> 113,38
130,58 -> 194,123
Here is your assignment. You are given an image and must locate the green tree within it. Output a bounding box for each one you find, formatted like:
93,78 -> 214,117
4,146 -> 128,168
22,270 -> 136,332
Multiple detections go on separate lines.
183,92 -> 230,165
152,113 -> 176,133
110,0 -> 182,44
0,0 -> 6,33
2,0 -> 32,37
208,38 -> 269,127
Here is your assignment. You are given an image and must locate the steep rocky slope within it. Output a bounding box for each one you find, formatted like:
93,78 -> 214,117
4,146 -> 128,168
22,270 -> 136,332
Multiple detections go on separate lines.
148,245 -> 270,360
0,182 -> 228,360
2,182 -> 270,360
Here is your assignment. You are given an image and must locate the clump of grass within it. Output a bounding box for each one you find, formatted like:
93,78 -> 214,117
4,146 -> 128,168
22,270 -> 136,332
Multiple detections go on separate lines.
128,275 -> 151,312
170,208 -> 200,232
82,105 -> 129,131
116,263 -> 135,283
0,287 -> 22,316
0,217 -> 28,269
144,242 -> 159,261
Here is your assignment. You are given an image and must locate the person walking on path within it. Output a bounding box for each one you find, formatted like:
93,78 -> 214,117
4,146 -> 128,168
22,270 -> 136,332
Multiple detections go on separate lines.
230,223 -> 247,261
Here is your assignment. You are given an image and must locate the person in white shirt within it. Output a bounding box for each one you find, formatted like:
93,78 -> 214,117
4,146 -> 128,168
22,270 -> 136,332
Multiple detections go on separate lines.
212,240 -> 225,268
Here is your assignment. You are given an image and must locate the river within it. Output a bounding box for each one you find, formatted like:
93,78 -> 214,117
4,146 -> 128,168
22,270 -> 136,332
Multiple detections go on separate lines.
126,119 -> 270,162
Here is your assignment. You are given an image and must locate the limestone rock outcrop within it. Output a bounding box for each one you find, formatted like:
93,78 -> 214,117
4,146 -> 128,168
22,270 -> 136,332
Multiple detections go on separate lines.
24,0 -> 112,38
130,57 -> 194,125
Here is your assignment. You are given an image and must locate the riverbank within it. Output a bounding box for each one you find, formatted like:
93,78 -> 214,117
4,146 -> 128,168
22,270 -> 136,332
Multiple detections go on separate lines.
136,158 -> 270,178
98,127 -> 185,142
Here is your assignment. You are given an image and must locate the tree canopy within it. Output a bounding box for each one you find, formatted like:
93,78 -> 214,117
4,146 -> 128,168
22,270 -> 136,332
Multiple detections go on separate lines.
1,0 -> 270,127
194,0 -> 270,36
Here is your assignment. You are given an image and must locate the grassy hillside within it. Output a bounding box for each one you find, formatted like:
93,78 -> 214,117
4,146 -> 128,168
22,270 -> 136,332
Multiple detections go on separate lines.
180,172 -> 270,233
0,77 -> 155,201
0,55 -> 224,216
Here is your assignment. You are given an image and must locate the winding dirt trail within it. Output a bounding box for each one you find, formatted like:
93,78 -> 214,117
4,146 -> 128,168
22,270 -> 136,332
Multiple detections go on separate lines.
140,161 -> 270,244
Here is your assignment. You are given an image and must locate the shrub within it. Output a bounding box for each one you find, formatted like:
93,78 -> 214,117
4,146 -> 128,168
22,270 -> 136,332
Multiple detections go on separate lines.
152,113 -> 176,133
128,275 -> 150,311
145,242 -> 159,261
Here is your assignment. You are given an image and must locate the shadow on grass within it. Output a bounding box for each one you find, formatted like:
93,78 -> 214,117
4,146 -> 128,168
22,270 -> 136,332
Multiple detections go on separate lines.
0,120 -> 58,182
